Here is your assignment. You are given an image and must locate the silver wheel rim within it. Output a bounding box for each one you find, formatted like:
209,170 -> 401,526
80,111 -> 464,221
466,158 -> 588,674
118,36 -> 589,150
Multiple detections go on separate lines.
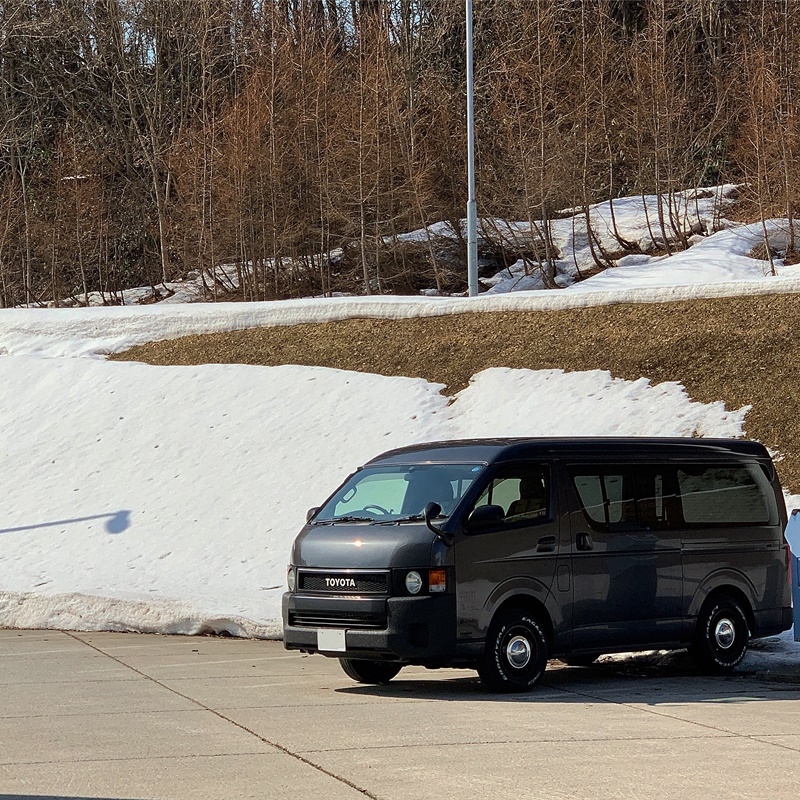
506,635 -> 532,669
714,618 -> 735,650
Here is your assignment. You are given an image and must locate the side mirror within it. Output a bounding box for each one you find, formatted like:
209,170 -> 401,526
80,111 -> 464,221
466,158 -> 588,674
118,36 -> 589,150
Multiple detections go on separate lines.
423,502 -> 442,523
466,504 -> 505,533
306,507 -> 320,523
423,502 -> 453,546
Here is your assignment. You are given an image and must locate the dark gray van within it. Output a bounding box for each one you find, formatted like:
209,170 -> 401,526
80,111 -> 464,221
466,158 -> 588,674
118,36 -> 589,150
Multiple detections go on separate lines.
282,438 -> 792,692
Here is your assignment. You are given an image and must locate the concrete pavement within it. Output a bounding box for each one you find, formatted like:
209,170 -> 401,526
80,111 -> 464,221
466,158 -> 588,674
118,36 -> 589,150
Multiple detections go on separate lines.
1,629 -> 800,799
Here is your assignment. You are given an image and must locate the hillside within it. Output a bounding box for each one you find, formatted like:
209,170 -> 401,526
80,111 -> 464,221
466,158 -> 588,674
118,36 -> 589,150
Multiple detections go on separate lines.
115,292 -> 800,492
5,3 -> 800,307
4,285 -> 799,640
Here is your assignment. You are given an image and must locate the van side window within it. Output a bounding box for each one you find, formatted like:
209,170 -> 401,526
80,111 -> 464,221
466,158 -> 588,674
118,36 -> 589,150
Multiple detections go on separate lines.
676,464 -> 773,525
571,467 -> 674,530
573,471 -> 635,527
473,465 -> 550,525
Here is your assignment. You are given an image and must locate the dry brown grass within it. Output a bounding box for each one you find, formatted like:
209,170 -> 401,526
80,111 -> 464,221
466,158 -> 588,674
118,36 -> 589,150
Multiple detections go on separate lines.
114,293 -> 800,492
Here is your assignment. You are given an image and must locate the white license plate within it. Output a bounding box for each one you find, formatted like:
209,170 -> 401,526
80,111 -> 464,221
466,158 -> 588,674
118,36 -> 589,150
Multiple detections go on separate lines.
317,628 -> 346,652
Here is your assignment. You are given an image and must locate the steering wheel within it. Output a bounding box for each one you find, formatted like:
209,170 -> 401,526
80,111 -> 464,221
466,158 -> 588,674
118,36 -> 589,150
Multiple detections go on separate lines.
362,504 -> 390,516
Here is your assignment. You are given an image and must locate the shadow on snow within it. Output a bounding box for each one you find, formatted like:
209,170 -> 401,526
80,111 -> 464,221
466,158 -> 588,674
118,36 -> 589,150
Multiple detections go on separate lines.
0,510 -> 131,535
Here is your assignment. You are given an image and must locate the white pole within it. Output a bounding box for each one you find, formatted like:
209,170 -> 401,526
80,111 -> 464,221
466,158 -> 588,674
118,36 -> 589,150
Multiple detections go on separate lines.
466,0 -> 479,297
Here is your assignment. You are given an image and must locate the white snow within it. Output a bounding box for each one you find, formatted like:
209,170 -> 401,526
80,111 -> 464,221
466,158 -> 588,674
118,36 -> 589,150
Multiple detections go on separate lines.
5,273 -> 800,360
567,218 -> 800,293
0,358 -> 447,637
0,358 -> 751,639
1,182 -> 798,673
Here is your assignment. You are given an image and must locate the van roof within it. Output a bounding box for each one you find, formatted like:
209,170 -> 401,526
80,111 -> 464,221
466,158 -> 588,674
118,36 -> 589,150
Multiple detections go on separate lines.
366,437 -> 771,466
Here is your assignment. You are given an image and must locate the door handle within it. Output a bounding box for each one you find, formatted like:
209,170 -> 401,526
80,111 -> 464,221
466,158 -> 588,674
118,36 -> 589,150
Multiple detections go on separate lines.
576,532 -> 594,551
536,535 -> 556,553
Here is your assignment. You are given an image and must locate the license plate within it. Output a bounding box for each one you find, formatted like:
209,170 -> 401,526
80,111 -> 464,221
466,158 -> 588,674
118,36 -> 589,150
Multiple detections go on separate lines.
317,628 -> 346,652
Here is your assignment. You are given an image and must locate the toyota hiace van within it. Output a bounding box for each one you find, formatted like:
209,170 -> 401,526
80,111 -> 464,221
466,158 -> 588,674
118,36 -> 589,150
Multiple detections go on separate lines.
283,438 -> 792,692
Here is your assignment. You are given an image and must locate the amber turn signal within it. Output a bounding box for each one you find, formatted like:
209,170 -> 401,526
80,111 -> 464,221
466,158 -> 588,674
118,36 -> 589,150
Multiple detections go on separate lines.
429,569 -> 447,593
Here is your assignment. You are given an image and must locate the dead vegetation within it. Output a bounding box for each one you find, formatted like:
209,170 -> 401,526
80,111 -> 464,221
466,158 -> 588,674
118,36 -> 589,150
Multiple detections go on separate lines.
4,2 -> 800,306
114,294 -> 800,492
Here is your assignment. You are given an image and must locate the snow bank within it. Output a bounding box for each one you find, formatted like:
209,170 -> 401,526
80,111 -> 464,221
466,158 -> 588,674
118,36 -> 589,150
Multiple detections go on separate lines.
0,358 -> 748,637
4,201 -> 800,360
569,218 -> 800,293
0,359 -> 447,637
4,273 -> 800,360
450,369 -> 747,439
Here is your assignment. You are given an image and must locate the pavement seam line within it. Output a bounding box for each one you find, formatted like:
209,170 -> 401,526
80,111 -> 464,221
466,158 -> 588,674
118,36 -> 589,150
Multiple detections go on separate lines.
541,680 -> 800,756
298,733 -> 737,754
65,632 -> 382,800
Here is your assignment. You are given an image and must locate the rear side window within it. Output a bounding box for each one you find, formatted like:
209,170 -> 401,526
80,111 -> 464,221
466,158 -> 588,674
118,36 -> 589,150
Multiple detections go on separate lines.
571,467 -> 670,530
571,462 -> 776,530
677,464 -> 773,525
573,473 -> 632,526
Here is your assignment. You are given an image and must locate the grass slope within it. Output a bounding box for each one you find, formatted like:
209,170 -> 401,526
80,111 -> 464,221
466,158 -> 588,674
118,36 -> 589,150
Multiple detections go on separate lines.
114,294 -> 800,492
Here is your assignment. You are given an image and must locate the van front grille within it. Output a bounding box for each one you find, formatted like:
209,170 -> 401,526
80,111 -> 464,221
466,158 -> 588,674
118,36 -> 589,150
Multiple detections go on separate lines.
289,609 -> 387,629
298,570 -> 389,595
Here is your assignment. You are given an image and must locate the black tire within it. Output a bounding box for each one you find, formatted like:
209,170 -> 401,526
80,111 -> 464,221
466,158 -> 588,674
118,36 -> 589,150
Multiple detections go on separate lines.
690,594 -> 750,673
477,609 -> 549,693
340,658 -> 402,685
563,654 -> 598,667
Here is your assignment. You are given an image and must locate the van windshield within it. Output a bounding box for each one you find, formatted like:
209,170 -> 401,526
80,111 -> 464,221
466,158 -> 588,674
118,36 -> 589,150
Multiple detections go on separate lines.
314,463 -> 484,523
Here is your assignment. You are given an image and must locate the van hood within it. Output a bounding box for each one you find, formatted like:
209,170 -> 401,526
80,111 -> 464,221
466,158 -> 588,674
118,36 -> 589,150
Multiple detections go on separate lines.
291,523 -> 437,569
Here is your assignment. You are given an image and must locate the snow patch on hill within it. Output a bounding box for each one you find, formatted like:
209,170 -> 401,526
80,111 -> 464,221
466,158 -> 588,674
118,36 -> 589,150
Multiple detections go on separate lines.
0,358 -> 749,638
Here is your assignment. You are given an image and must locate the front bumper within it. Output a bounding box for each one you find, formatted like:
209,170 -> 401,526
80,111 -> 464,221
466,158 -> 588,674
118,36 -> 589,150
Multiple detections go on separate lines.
282,591 -> 457,663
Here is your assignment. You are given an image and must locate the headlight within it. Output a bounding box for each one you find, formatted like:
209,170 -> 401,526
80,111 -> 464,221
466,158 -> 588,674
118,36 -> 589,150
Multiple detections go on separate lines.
405,570 -> 423,595
287,567 -> 296,592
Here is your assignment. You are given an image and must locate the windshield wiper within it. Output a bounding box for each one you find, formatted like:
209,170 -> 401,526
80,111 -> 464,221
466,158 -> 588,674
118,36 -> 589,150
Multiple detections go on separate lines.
374,514 -> 423,525
328,515 -> 374,524
375,513 -> 450,525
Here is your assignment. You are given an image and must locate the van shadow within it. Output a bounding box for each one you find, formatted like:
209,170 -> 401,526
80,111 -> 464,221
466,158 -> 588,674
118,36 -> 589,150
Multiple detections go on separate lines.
0,510 -> 131,535
335,651 -> 800,705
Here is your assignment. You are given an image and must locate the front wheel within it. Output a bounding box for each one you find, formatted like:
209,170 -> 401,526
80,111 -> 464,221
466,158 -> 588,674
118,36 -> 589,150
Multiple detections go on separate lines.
690,594 -> 749,672
478,609 -> 549,693
340,658 -> 402,685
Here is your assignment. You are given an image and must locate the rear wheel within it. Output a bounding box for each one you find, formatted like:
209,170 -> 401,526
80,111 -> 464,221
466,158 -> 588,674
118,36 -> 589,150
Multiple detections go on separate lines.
478,609 -> 549,693
690,594 -> 749,672
340,658 -> 402,685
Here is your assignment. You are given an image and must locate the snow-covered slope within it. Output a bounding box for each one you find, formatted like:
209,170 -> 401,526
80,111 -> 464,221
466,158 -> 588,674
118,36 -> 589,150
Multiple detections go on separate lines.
4,271 -> 800,359
2,183 -> 797,670
0,358 -> 747,637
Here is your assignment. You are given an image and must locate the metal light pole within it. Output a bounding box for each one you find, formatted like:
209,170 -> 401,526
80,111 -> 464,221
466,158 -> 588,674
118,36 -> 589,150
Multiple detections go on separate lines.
466,0 -> 479,297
